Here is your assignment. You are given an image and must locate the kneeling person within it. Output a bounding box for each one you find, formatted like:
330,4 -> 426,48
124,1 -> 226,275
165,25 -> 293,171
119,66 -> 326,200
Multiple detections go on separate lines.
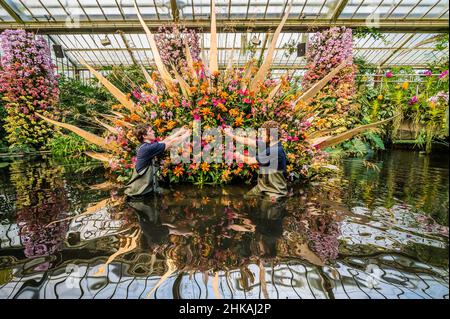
225,120 -> 287,199
125,124 -> 190,199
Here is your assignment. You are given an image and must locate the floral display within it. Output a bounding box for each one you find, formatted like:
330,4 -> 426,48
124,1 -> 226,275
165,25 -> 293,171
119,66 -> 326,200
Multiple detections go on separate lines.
0,30 -> 59,150
302,27 -> 356,115
38,2 -> 390,185
154,24 -> 201,74
358,66 -> 449,153
10,162 -> 69,270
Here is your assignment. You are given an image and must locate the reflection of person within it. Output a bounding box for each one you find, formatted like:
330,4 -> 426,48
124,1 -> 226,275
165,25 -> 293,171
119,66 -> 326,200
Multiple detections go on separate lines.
126,200 -> 169,250
251,198 -> 286,258
225,120 -> 287,198
125,125 -> 190,199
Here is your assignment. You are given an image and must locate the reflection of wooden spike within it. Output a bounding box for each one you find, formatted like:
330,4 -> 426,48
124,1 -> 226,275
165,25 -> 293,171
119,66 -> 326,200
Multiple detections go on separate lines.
209,0 -> 218,73
36,113 -> 118,152
80,60 -> 136,113
250,0 -> 292,92
184,42 -> 197,80
96,227 -> 140,276
140,65 -> 157,93
133,0 -> 176,95
298,243 -> 325,266
259,261 -> 269,299
296,59 -> 349,104
94,117 -> 119,134
89,181 -> 120,190
311,117 -> 394,149
147,259 -> 177,298
85,151 -> 115,162
212,272 -> 221,299
46,198 -> 114,227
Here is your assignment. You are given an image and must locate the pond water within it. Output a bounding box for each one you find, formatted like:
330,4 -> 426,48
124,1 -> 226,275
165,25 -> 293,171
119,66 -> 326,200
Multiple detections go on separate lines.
0,150 -> 448,299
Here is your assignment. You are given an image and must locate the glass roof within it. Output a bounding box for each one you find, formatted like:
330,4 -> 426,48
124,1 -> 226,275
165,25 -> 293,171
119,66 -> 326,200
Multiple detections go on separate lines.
0,0 -> 448,22
0,0 -> 448,71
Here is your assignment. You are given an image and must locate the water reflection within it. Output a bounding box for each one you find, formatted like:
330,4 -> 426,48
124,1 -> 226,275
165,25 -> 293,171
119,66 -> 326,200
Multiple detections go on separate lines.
0,150 -> 448,299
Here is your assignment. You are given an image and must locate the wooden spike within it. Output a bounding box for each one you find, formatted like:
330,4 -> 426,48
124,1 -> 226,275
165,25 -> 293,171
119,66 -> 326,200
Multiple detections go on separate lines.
173,70 -> 190,99
133,0 -> 176,94
80,60 -> 136,113
296,59 -> 350,104
226,46 -> 235,71
311,117 -> 394,149
249,0 -> 292,92
36,113 -> 118,152
85,151 -> 115,162
94,117 -> 119,135
209,0 -> 218,73
140,65 -> 157,93
184,41 -> 197,80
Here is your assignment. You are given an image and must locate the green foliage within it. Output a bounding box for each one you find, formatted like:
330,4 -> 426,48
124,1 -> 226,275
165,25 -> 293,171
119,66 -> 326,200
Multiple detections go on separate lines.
353,27 -> 388,43
103,65 -> 146,96
58,76 -> 113,120
47,133 -> 100,158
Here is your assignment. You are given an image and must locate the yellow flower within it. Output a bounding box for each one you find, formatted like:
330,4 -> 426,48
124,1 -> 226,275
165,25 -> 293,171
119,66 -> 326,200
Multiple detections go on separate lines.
377,95 -> 383,100
402,82 -> 409,90
234,116 -> 243,127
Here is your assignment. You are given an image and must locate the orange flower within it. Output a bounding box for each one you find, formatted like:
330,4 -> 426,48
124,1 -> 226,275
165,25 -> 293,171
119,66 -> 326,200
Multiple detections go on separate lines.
402,82 -> 409,90
229,108 -> 239,117
220,91 -> 228,99
201,107 -> 213,117
190,86 -> 198,94
197,97 -> 208,107
216,103 -> 227,112
130,113 -> 140,121
166,120 -> 177,130
212,70 -> 220,77
234,116 -> 243,127
154,119 -> 163,127
173,165 -> 184,177
201,162 -> 210,172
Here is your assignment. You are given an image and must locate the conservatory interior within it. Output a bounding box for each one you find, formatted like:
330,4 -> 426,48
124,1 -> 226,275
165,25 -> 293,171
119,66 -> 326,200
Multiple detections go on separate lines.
0,0 -> 448,300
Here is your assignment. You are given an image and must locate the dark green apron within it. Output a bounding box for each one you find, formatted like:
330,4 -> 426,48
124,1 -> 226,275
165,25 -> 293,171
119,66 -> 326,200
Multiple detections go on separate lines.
246,170 -> 288,199
124,158 -> 159,197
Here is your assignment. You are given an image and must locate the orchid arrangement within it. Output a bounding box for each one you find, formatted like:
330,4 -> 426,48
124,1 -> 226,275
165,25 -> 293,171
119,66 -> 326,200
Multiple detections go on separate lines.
155,24 -> 201,74
0,30 -> 59,150
37,1 -> 390,185
302,27 -> 356,116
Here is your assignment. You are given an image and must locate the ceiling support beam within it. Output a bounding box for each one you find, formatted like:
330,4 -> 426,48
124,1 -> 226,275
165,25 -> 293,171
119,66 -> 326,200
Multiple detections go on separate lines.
0,18 -> 448,33
0,0 -> 23,23
330,0 -> 349,22
380,34 -> 415,67
118,31 -> 138,65
170,0 -> 180,22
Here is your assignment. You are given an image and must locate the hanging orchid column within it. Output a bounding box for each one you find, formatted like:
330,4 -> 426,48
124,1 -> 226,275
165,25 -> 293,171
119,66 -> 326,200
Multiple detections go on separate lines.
302,27 -> 356,115
0,30 -> 59,150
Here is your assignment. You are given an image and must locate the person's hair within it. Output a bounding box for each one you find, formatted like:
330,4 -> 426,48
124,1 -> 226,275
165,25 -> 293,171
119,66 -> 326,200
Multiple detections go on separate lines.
261,120 -> 280,142
133,124 -> 150,143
